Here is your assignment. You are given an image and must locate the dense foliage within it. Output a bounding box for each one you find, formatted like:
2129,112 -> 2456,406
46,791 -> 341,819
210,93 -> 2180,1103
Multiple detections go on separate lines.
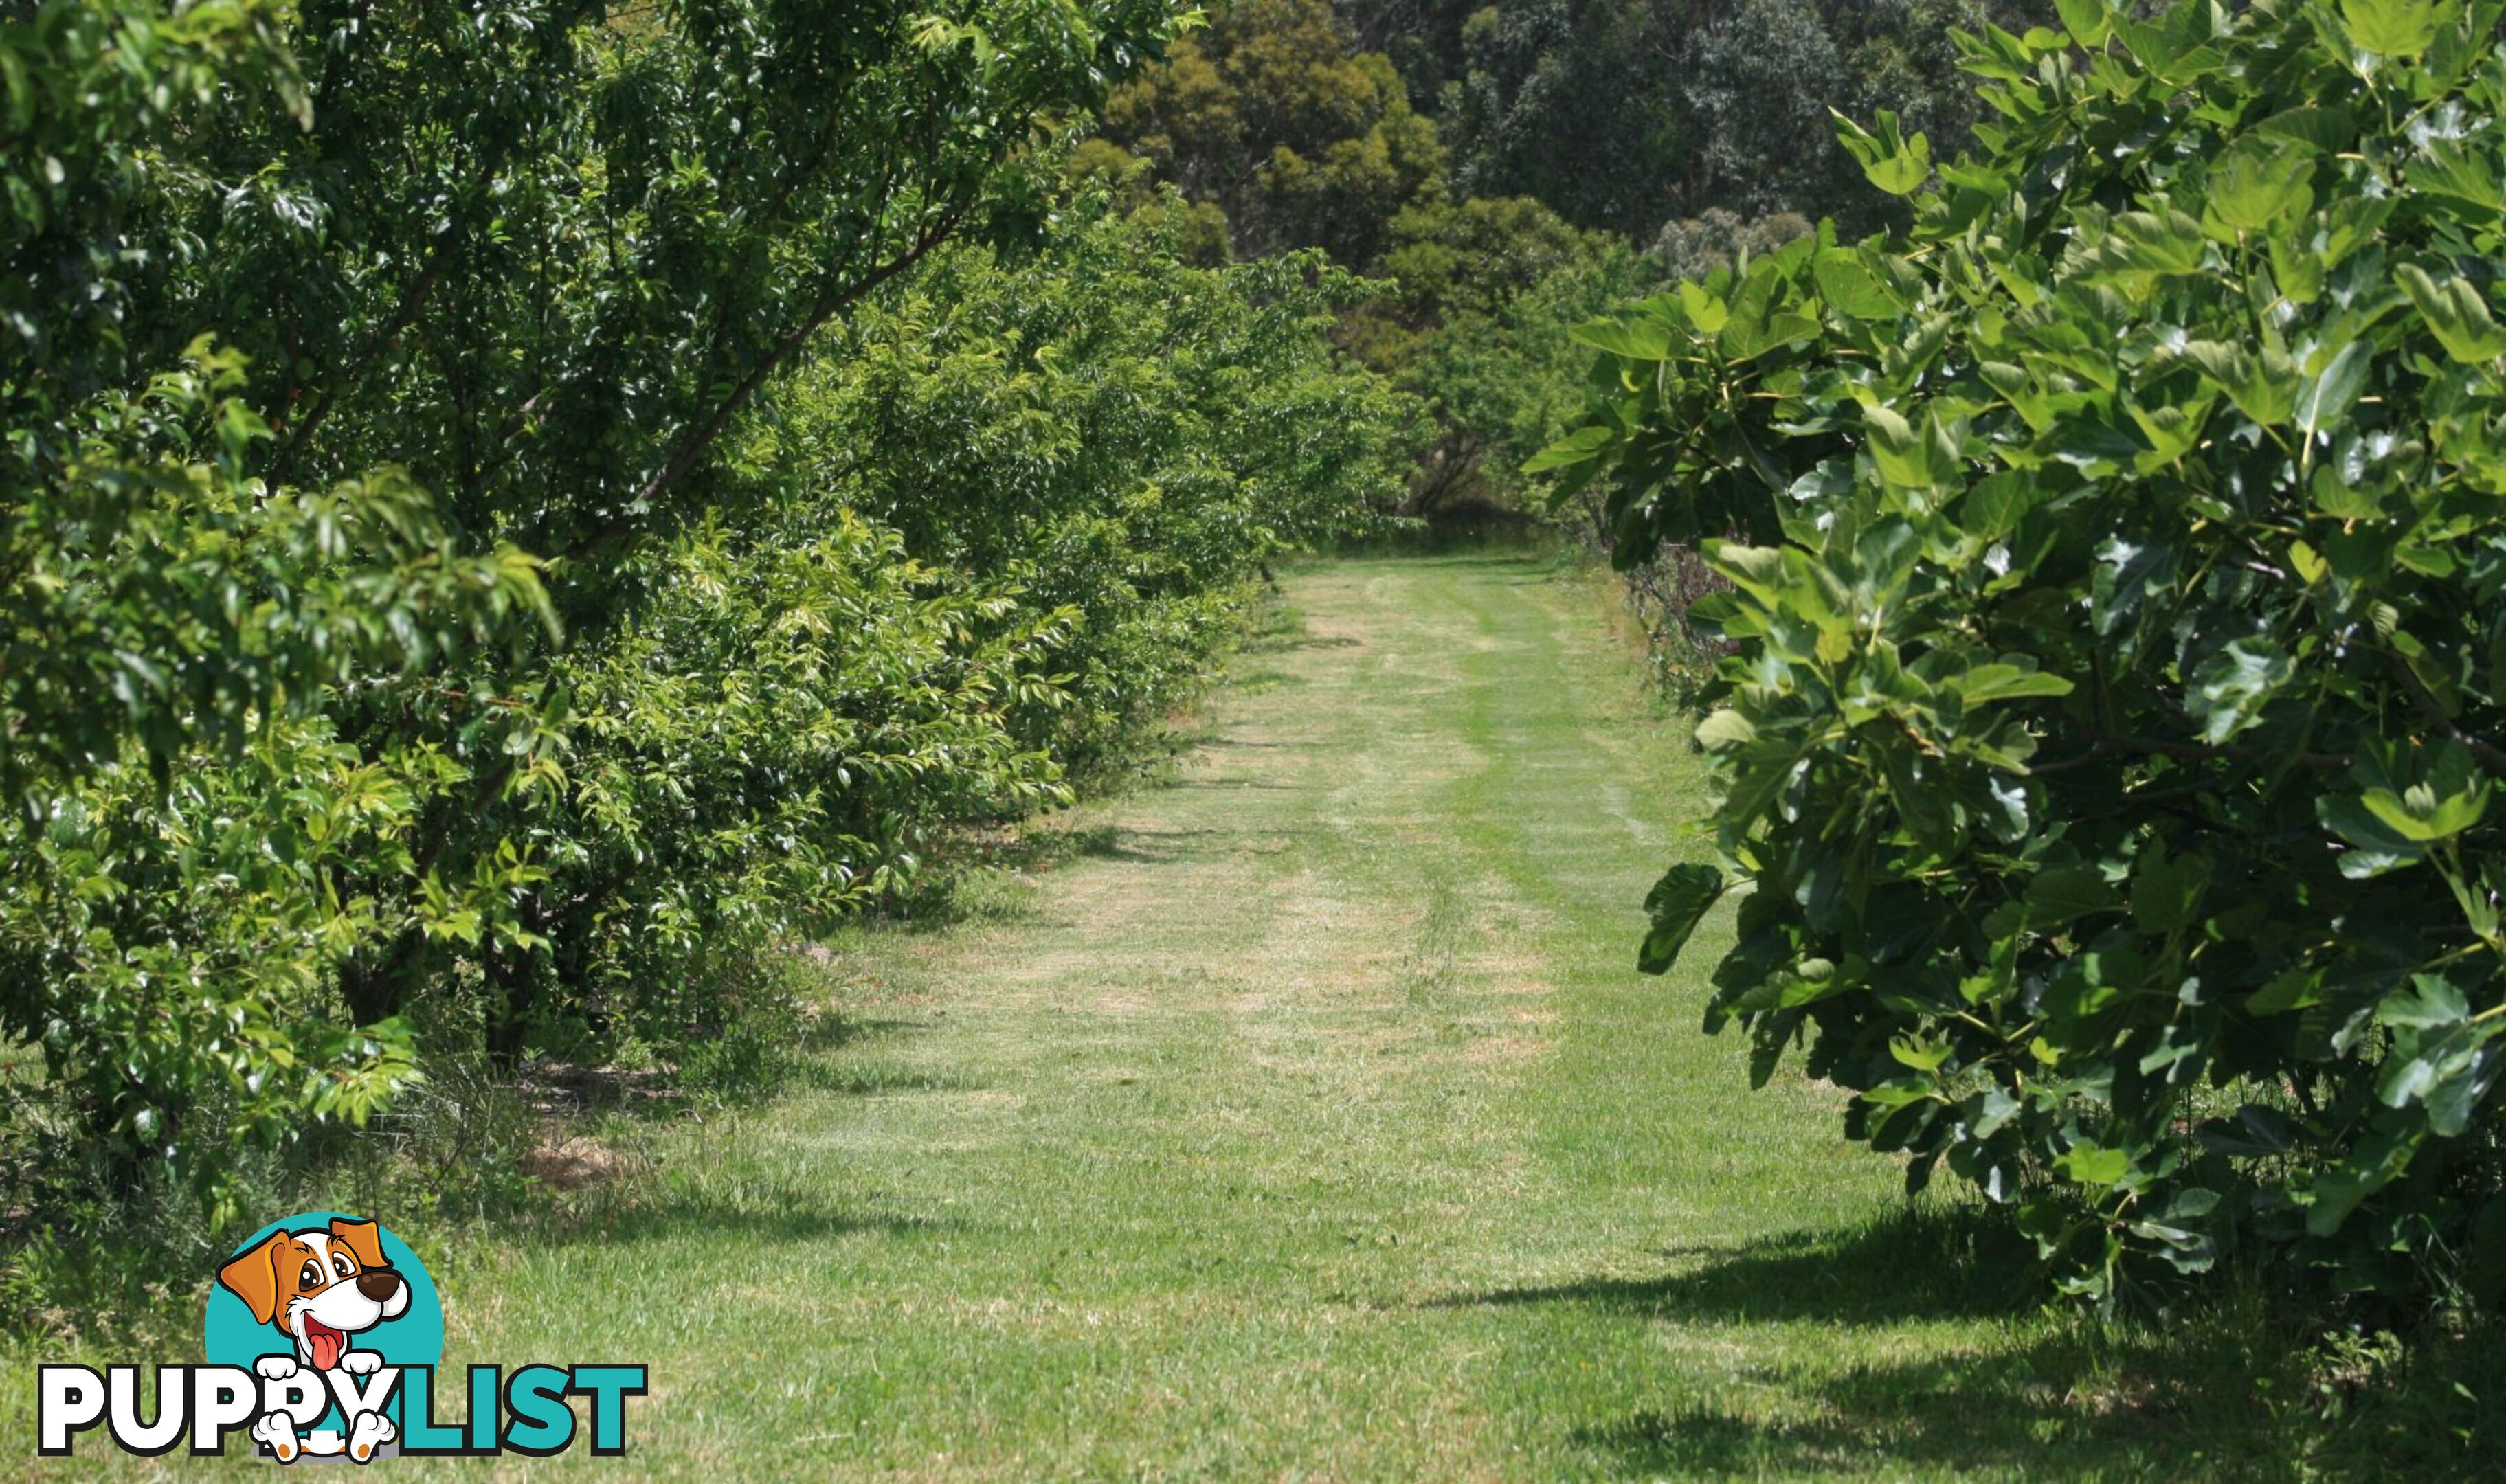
1420,0 -> 2039,238
1541,0 -> 2506,1304
1082,0 -> 2064,526
515,203 -> 1420,1058
1097,0 -> 2052,256
805,212 -> 1424,769
1387,216 -> 1664,511
1095,0 -> 1446,264
2,0 -> 1413,1247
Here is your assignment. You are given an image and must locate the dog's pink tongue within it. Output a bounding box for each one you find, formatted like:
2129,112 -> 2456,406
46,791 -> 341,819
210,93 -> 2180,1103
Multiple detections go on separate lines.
309,1326 -> 343,1371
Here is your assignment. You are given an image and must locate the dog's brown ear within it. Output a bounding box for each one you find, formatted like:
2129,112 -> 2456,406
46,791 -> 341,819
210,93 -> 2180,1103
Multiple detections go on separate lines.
218,1233 -> 290,1325
328,1217 -> 388,1271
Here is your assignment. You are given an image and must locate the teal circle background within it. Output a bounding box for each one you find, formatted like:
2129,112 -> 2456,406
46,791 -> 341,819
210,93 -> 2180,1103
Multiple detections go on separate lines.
203,1212 -> 444,1435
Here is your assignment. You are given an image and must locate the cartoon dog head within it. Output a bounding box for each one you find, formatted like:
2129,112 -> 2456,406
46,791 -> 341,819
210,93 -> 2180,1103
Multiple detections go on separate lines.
217,1218 -> 411,1371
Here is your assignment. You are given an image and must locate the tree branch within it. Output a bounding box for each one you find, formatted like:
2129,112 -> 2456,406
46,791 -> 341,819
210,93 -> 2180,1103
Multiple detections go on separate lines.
278,228 -> 458,466
558,205 -> 971,564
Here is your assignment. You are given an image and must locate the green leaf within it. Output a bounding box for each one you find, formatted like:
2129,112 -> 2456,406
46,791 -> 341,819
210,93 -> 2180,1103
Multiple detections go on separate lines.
2197,1104 -> 2296,1156
2027,865 -> 2118,925
2255,105 -> 2356,155
1813,251 -> 1897,320
2182,339 -> 2297,425
1694,708 -> 1756,750
1730,957 -> 1857,1012
2128,396 -> 2213,467
2092,535 -> 2177,637
2205,138 -> 2314,236
2413,139 -> 2506,212
1677,280 -> 1731,336
1637,864 -> 1727,975
1708,541 -> 1789,604
1861,403 -> 1960,487
2294,339 -> 2371,446
1833,108 -> 1932,196
1890,1035 -> 1954,1072
1524,424 -> 1614,473
2054,0 -> 2117,46
2188,636 -> 2293,743
1570,315 -> 1674,361
2104,209 -> 2208,276
2129,1213 -> 2217,1272
2375,975 -> 2469,1030
2311,462 -> 2385,520
2130,841 -> 2213,934
2339,0 -> 2442,57
2318,795 -> 2430,875
2057,1141 -> 2132,1189
2397,263 -> 2506,361
2356,763 -> 2490,841
1960,659 -> 2074,705
1957,471 -> 2048,540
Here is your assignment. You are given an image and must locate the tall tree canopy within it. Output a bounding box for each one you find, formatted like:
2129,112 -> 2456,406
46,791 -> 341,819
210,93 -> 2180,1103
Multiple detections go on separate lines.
1095,0 -> 1446,263
1442,0 -> 2024,238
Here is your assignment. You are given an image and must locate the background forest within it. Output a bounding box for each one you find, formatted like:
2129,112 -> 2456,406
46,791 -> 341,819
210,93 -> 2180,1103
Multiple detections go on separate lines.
1079,0 -> 2050,668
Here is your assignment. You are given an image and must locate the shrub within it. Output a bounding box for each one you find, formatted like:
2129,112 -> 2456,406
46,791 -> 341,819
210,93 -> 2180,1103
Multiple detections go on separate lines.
502,508 -> 1072,1064
776,199 -> 1424,776
374,193 -> 1421,1129
1539,0 -> 2506,1304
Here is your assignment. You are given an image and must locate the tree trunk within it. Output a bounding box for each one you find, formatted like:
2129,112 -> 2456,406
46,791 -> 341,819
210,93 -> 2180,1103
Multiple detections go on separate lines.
483,898 -> 546,1072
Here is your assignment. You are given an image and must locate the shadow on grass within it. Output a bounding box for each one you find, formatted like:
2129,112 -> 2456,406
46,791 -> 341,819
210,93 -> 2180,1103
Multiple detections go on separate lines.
935,821 -> 1229,884
1226,666 -> 1302,693
1339,548 -> 1570,576
796,1011 -> 932,1051
1330,506 -> 1565,559
1449,1204 -> 2501,1481
1444,1206 -> 2207,1479
1060,824 -> 1230,864
855,821 -> 1197,930
1266,632 -> 1363,651
1456,1203 -> 2041,1329
1558,1317 -> 2506,1483
1561,1331 -> 2204,1482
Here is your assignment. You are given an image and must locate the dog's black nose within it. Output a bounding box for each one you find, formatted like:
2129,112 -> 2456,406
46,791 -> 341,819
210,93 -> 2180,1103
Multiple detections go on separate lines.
355,1269 -> 404,1303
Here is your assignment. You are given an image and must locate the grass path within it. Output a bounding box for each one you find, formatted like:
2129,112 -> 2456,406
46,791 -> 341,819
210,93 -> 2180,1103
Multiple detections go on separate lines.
408,553 -> 2239,1481
35,554 -> 2282,1479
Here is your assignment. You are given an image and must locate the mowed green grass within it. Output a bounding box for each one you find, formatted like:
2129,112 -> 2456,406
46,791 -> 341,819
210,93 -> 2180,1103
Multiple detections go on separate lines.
19,553 -> 2468,1479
